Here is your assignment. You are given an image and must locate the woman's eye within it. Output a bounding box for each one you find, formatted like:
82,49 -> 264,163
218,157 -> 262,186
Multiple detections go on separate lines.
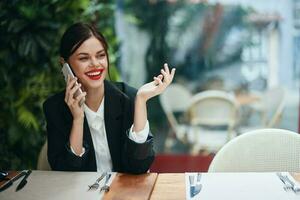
79,57 -> 88,61
97,54 -> 106,59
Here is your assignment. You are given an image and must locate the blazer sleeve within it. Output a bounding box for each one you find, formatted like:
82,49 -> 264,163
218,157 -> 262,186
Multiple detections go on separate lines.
43,93 -> 90,171
118,83 -> 155,174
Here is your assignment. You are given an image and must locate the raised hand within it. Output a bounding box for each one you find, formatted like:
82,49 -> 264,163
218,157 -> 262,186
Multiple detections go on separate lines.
137,63 -> 176,102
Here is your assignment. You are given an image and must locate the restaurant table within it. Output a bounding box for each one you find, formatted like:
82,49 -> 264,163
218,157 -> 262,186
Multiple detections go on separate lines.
150,173 -> 300,200
1,171 -> 299,200
0,171 -> 157,200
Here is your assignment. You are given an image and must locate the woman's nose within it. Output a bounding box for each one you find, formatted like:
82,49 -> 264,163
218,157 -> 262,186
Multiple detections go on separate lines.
89,57 -> 99,67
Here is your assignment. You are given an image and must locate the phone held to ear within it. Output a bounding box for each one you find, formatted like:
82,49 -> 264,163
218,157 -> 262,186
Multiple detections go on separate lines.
62,63 -> 85,106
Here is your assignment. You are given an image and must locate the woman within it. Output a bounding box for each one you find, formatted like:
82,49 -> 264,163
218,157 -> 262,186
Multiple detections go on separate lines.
43,22 -> 175,174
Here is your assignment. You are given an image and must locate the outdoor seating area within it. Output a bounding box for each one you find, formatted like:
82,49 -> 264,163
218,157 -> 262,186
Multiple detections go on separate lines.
160,83 -> 287,155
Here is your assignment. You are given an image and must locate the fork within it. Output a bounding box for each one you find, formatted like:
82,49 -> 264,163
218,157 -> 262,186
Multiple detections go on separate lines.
276,172 -> 300,193
100,173 -> 112,193
282,175 -> 300,193
88,172 -> 107,191
196,173 -> 201,182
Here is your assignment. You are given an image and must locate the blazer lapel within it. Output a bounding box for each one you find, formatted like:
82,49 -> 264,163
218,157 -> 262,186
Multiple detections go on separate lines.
82,116 -> 97,170
104,80 -> 124,171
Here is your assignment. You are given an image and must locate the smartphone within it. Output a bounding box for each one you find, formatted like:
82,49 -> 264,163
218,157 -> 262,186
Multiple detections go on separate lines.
62,63 -> 85,106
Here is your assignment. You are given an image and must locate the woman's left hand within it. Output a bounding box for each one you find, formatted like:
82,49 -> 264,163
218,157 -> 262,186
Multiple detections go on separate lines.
137,63 -> 176,102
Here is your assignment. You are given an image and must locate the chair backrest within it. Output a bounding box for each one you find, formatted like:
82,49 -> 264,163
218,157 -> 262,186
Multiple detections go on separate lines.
37,141 -> 51,170
208,129 -> 300,172
262,87 -> 285,127
188,90 -> 238,127
159,83 -> 192,129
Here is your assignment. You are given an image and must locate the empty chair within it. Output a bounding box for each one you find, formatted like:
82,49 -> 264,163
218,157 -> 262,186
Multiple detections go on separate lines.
37,141 -> 51,170
187,90 -> 238,153
159,83 -> 192,141
208,128 -> 300,172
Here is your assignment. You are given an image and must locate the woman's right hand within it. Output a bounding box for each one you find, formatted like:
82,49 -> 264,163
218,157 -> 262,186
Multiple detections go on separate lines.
64,76 -> 87,120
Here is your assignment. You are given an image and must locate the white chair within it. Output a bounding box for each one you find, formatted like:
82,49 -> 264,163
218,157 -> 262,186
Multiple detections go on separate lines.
37,141 -> 51,170
159,83 -> 192,141
187,90 -> 239,153
208,128 -> 300,172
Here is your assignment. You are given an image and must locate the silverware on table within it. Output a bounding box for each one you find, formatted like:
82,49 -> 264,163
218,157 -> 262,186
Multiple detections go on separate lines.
100,173 -> 112,193
16,170 -> 32,192
88,172 -> 107,191
196,173 -> 202,182
189,173 -> 202,198
0,170 -> 27,192
276,172 -> 300,193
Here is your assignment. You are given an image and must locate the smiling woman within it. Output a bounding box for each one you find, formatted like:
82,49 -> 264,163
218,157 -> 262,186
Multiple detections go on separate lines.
67,36 -> 108,89
43,22 -> 175,174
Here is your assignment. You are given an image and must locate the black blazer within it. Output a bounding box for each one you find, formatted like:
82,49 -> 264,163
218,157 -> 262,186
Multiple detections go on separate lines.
43,80 -> 155,174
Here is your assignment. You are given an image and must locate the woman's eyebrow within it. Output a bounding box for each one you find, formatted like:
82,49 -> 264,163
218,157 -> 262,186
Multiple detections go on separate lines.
76,52 -> 89,56
96,50 -> 105,54
76,50 -> 105,56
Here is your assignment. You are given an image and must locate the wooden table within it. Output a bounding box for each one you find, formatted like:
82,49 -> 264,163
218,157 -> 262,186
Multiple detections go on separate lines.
103,173 -> 157,200
150,173 -> 185,200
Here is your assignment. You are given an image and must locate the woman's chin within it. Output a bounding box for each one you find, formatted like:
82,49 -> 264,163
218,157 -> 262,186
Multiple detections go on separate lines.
83,79 -> 104,90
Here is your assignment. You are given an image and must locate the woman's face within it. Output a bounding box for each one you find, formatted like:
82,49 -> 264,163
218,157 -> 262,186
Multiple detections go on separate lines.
68,36 -> 108,90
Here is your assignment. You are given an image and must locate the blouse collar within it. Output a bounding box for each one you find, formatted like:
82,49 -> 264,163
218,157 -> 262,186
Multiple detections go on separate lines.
83,97 -> 104,130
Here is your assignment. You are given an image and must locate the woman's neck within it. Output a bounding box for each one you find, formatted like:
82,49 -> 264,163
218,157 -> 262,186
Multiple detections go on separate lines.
85,84 -> 104,112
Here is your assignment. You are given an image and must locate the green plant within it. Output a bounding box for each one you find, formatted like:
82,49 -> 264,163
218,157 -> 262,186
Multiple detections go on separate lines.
0,0 -> 118,169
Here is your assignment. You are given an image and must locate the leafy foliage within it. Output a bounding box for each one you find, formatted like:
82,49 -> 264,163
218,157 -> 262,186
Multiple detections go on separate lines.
124,1 -> 251,80
0,0 -> 118,169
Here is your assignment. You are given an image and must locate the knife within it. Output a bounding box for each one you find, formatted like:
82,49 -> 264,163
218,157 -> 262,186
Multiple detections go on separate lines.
0,171 -> 27,192
189,173 -> 202,198
190,183 -> 202,198
16,170 -> 32,192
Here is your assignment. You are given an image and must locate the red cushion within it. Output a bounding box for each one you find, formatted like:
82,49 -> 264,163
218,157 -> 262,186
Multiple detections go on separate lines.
150,154 -> 214,173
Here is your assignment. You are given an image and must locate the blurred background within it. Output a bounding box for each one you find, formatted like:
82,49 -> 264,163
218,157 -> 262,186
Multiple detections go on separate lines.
0,0 -> 299,171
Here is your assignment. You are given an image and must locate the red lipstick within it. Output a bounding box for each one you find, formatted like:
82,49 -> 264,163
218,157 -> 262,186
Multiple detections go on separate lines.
85,68 -> 104,80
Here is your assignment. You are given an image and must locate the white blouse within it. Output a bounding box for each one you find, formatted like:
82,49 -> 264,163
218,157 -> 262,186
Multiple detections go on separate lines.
70,97 -> 149,172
